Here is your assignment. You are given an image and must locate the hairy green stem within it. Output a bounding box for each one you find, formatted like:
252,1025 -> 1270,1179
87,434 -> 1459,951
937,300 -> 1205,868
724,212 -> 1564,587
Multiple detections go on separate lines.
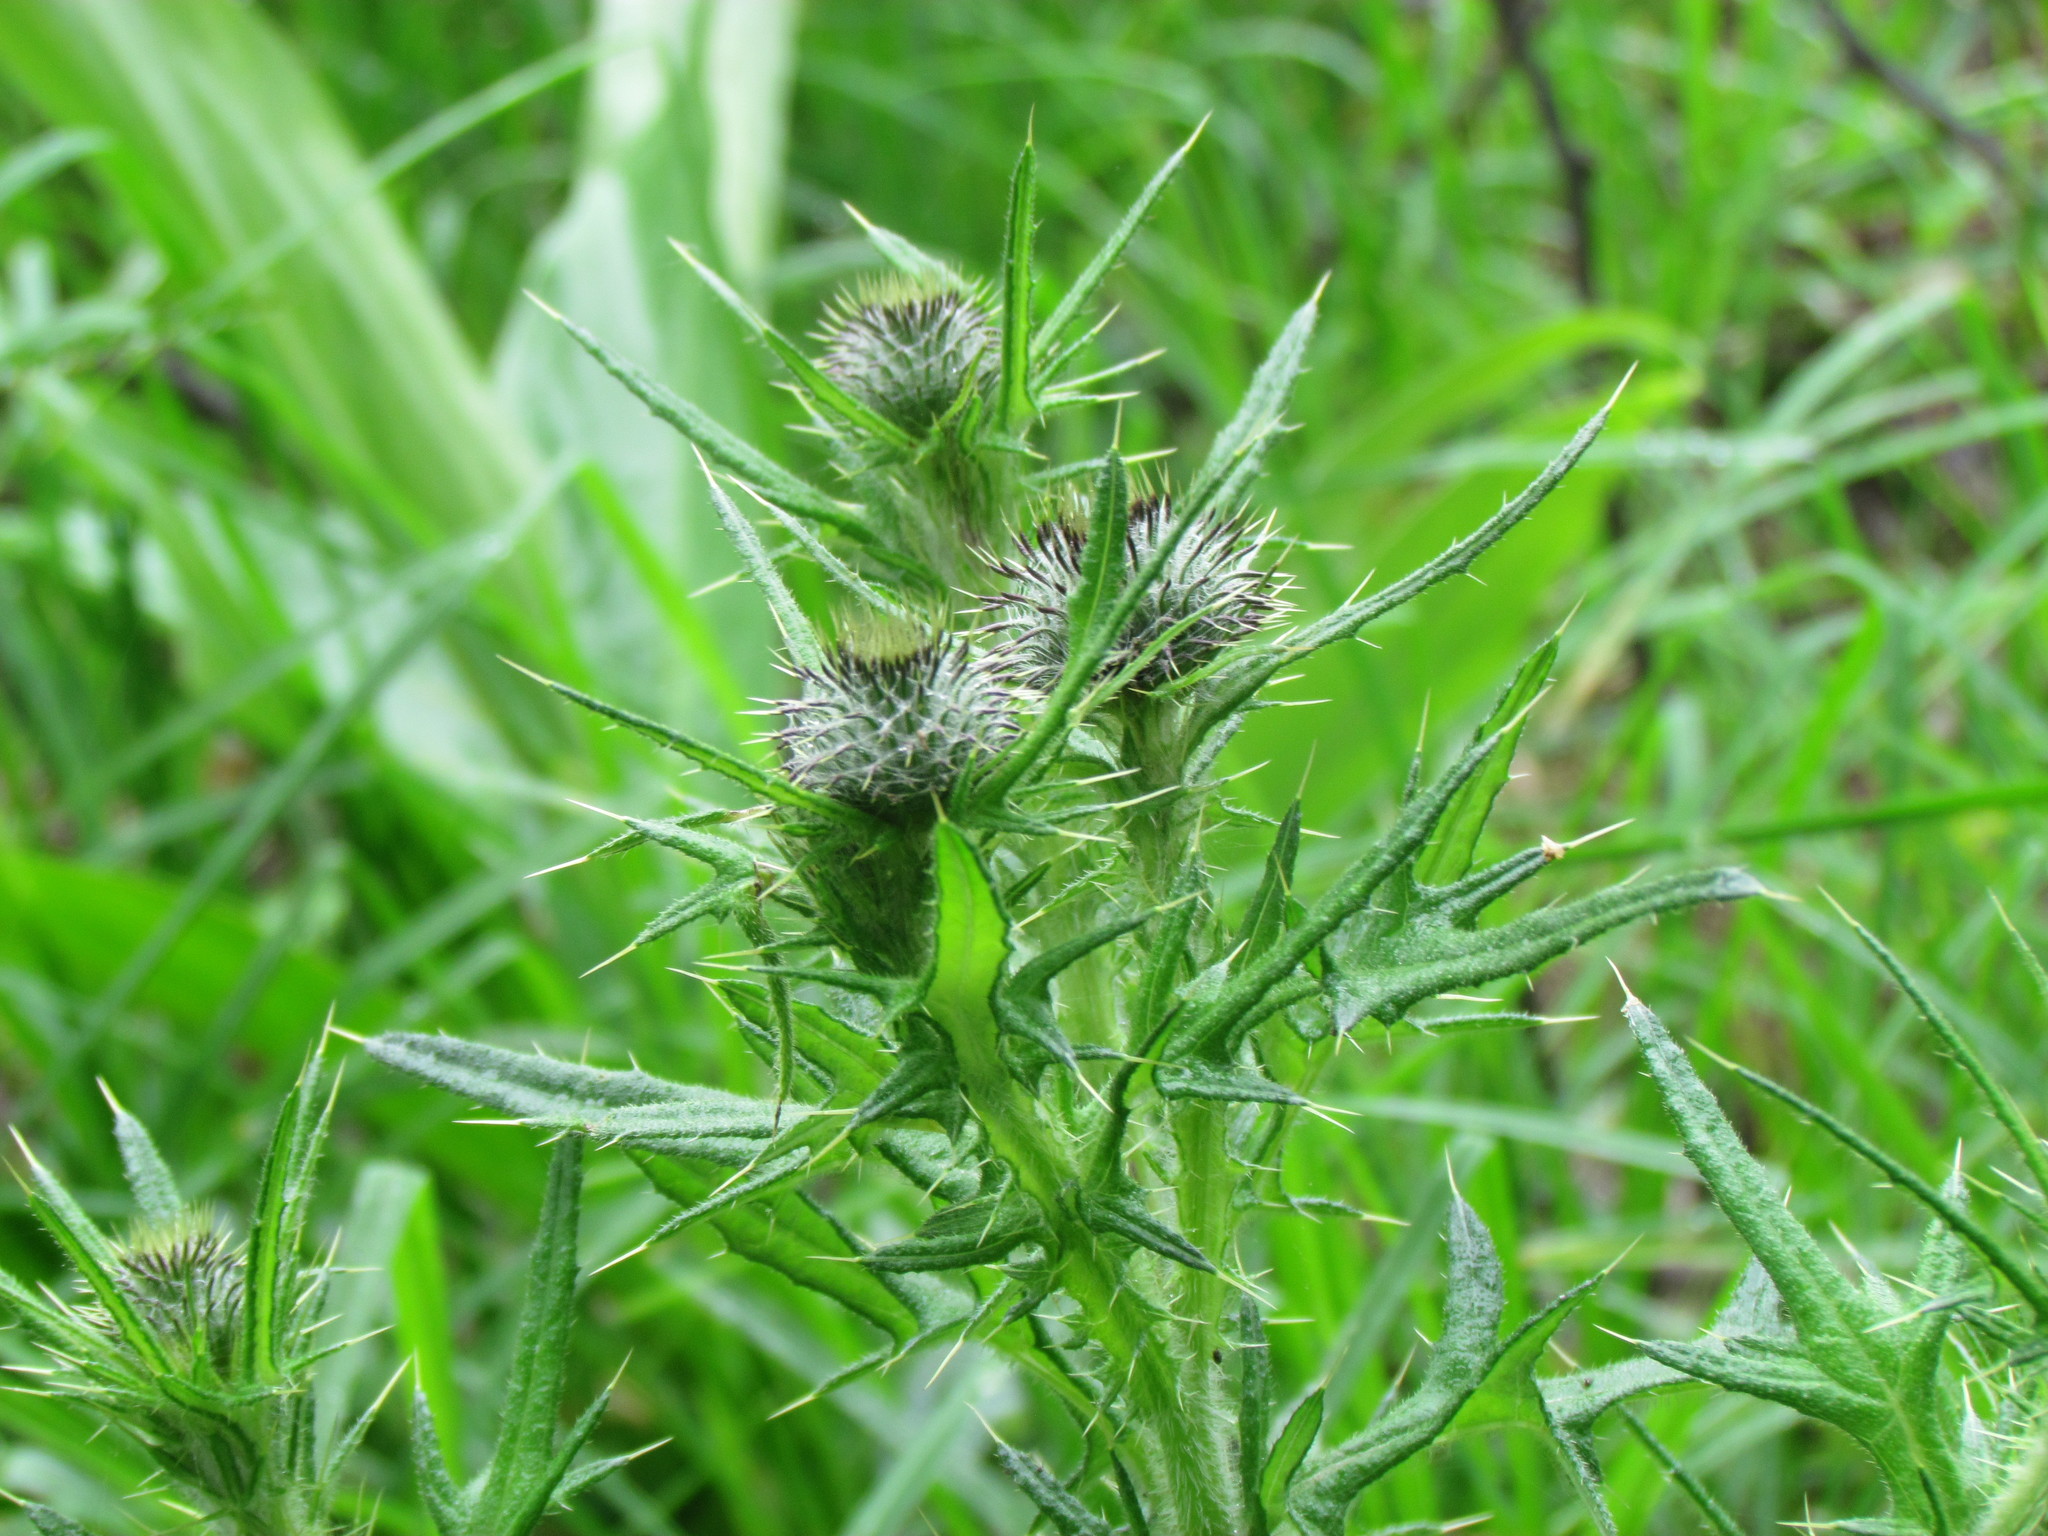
930,954 -> 1237,1536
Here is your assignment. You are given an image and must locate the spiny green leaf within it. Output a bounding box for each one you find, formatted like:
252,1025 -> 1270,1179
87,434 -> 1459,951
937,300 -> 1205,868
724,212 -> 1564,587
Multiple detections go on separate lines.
505,660 -> 861,822
1077,1177 -> 1214,1272
1627,1333 -> 1885,1433
1840,902 -> 2048,1212
864,1186 -> 1046,1272
1713,1046 -> 2048,1323
1289,1194 -> 1507,1536
1184,282 -> 1322,518
243,1039 -> 334,1384
1155,1061 -> 1306,1107
1187,382 -> 1626,779
473,1137 -> 584,1535
1326,867 -> 1762,1030
1032,117 -> 1204,371
998,903 -> 1155,1069
843,203 -> 958,285
1180,705 -> 1557,1059
1233,801 -> 1303,972
25,1178 -> 172,1378
996,136 -> 1037,431
1068,451 -> 1130,655
1621,995 -> 1882,1377
991,1441 -> 1113,1536
534,294 -> 863,532
716,981 -> 892,1099
1618,1410 -> 1746,1536
1413,631 -> 1558,887
697,457 -> 826,672
1445,1270 -> 1603,1441
1900,1173 -> 1973,1402
24,1509 -> 95,1536
672,240 -> 914,449
411,1389 -> 471,1533
632,1153 -> 932,1340
99,1083 -> 180,1225
366,1033 -> 809,1165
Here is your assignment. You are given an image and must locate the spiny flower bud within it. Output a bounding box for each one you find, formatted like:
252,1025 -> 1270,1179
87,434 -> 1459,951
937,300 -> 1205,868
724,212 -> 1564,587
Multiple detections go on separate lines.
816,273 -> 999,438
104,1208 -> 244,1375
985,494 -> 1292,696
775,620 -> 1024,818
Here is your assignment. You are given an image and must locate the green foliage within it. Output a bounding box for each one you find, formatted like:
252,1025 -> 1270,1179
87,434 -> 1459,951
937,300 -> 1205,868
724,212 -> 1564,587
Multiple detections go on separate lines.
367,139 -> 1756,1536
0,1049 -> 619,1535
1584,969 -> 2048,1535
6,3 -> 2048,1533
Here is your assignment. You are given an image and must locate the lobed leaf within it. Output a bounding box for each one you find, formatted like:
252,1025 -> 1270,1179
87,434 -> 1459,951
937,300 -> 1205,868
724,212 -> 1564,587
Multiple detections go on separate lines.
1288,1194 -> 1507,1536
864,1186 -> 1046,1272
1326,868 -> 1762,1031
367,1033 -> 808,1165
1077,1177 -> 1214,1272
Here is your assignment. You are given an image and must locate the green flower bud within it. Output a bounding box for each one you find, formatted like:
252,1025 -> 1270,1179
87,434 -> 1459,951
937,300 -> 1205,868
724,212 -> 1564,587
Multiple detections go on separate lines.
817,273 -> 999,439
775,621 -> 1024,818
985,494 -> 1292,695
104,1207 -> 243,1377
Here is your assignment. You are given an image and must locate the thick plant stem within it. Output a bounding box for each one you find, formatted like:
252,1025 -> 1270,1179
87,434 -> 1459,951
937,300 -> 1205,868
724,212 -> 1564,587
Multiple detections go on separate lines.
1167,1097 -> 1245,1524
1113,695 -> 1244,1533
931,987 -> 1238,1536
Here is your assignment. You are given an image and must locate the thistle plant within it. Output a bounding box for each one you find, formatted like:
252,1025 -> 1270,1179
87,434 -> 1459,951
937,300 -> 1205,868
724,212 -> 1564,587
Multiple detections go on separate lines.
0,1044 -> 622,1536
1539,918 -> 2048,1536
372,130 -> 1761,1536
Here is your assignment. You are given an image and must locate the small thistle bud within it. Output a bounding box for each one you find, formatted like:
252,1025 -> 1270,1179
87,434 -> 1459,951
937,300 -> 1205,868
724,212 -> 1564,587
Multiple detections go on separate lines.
775,620 -> 1025,818
105,1208 -> 245,1376
986,494 -> 1292,695
817,273 -> 999,438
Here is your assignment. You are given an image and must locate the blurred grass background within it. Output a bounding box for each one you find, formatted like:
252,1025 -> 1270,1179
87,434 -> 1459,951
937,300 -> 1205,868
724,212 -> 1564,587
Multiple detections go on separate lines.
2,2 -> 2046,1531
